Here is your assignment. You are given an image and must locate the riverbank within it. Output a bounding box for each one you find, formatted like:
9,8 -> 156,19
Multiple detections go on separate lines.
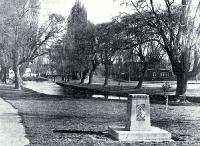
54,74 -> 200,97
23,74 -> 200,97
1,83 -> 200,145
56,82 -> 176,97
56,82 -> 200,104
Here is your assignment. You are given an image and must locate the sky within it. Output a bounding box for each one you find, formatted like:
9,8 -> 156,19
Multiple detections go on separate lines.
39,0 -> 199,25
39,0 -> 123,25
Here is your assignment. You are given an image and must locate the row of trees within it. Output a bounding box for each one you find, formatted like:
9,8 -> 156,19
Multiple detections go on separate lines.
122,0 -> 200,95
50,1 -> 167,86
0,0 -> 65,89
50,0 -> 200,97
1,0 -> 200,98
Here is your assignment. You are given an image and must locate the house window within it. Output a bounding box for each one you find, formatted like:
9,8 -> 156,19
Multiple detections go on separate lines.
161,72 -> 169,77
160,72 -> 165,77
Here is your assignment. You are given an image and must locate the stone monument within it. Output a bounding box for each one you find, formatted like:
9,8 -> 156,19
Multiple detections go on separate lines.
108,94 -> 173,141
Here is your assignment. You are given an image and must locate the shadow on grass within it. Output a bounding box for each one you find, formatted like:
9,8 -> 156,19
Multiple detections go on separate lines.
53,130 -> 106,135
172,135 -> 186,141
53,130 -> 189,142
53,129 -> 117,141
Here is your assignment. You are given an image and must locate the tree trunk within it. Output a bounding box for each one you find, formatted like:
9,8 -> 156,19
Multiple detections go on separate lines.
61,75 -> 65,81
0,69 -> 4,82
80,68 -> 89,84
78,71 -> 82,79
67,71 -> 70,82
135,63 -> 148,89
64,74 -> 67,82
72,71 -> 79,80
13,65 -> 22,90
4,67 -> 7,84
128,66 -> 131,82
0,67 -> 7,83
176,72 -> 187,96
174,0 -> 187,97
118,65 -> 121,86
104,63 -> 109,86
12,47 -> 22,89
88,63 -> 98,85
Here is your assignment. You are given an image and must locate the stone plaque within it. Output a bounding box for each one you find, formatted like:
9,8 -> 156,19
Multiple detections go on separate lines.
136,104 -> 145,121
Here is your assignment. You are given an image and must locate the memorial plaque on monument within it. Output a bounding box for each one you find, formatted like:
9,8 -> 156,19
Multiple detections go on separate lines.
136,104 -> 145,121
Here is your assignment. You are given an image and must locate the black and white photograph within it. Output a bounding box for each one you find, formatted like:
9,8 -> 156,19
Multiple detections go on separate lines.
0,0 -> 200,145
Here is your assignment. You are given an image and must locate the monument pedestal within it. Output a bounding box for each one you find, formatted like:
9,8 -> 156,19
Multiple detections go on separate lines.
108,126 -> 172,141
109,94 -> 173,142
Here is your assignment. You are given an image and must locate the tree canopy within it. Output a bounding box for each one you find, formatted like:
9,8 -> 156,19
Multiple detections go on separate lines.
119,0 -> 200,96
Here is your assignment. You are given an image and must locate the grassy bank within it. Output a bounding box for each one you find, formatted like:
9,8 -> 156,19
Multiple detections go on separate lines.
1,83 -> 200,145
56,82 -> 176,97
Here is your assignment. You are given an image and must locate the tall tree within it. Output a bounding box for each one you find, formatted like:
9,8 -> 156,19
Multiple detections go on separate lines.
118,14 -> 165,88
96,21 -> 124,85
49,39 -> 66,77
65,0 -> 88,81
0,0 -> 65,89
134,42 -> 164,88
64,1 -> 98,84
120,0 -> 200,96
79,22 -> 96,84
0,43 -> 11,83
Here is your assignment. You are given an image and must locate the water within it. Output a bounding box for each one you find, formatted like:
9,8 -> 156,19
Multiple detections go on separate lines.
23,81 -> 127,100
24,80 -> 200,99
92,95 -> 127,100
24,81 -> 68,95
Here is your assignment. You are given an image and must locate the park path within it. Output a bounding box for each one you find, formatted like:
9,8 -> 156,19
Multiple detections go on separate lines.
0,98 -> 29,146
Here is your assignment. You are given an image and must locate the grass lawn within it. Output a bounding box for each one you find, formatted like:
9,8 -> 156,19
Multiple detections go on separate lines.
1,83 -> 200,145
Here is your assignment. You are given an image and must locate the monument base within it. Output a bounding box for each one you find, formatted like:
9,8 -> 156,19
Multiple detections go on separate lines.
108,126 -> 173,142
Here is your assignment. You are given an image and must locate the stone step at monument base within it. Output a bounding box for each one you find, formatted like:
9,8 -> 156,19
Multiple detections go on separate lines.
108,126 -> 173,142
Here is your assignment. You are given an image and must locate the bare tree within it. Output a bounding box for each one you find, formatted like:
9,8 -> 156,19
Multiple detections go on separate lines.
1,0 -> 65,89
96,21 -> 125,86
135,42 -> 164,88
120,0 -> 200,97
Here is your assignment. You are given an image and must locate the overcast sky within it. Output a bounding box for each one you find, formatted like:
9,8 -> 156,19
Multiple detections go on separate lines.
39,0 -> 199,25
39,0 -> 123,24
